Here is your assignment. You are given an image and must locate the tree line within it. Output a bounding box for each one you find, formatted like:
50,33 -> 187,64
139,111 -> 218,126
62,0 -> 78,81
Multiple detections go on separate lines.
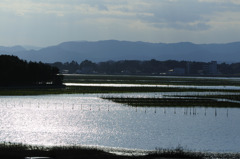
50,59 -> 240,76
0,55 -> 63,86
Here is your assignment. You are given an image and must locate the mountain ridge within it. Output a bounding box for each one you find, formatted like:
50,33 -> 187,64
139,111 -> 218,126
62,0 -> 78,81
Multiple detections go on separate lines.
0,40 -> 240,63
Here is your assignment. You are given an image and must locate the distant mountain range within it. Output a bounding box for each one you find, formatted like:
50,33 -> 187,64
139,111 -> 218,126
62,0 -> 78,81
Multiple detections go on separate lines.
0,40 -> 240,63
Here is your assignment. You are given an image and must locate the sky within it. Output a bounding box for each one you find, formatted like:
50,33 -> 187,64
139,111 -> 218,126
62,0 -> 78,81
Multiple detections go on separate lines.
1,0 -> 240,47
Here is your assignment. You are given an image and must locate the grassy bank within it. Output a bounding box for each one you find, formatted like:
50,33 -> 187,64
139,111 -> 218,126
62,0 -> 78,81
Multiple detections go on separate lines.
0,143 -> 239,159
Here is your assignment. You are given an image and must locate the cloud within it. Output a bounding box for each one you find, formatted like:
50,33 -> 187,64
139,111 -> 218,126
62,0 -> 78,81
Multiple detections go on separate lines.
155,22 -> 210,31
198,0 -> 240,5
135,0 -> 240,31
0,0 -> 240,46
129,1 -> 210,31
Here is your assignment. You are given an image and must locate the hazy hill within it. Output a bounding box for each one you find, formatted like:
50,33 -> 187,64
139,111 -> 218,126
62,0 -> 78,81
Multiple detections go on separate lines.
0,40 -> 240,63
0,46 -> 26,54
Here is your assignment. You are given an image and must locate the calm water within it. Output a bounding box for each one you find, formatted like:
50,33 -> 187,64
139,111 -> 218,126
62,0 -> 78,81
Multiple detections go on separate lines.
0,93 -> 239,153
65,83 -> 240,90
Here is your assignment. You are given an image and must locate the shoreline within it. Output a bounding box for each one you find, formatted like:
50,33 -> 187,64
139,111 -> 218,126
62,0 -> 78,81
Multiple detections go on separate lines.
0,143 -> 240,159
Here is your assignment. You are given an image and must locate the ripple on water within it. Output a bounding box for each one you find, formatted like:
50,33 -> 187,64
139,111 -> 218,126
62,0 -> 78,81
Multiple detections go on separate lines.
0,94 -> 239,153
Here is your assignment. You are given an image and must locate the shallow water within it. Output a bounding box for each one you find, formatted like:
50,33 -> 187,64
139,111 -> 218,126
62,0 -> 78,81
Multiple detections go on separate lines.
65,83 -> 240,90
0,94 -> 239,153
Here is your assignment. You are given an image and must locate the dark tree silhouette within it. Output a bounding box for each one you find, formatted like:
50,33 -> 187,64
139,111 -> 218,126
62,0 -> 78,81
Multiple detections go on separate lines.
0,55 -> 63,86
51,59 -> 240,76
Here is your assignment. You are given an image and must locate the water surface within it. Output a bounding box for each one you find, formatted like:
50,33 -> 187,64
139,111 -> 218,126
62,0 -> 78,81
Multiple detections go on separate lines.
0,94 -> 239,153
65,83 -> 240,90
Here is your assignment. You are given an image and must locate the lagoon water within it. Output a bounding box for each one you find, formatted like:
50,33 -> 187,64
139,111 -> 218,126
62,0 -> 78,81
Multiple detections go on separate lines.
65,83 -> 240,90
0,93 -> 240,153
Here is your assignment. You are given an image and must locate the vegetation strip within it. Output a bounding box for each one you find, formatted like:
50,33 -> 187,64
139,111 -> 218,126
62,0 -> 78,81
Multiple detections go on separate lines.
63,74 -> 240,86
0,143 -> 239,159
1,74 -> 240,95
173,94 -> 240,101
1,85 -> 240,96
102,97 -> 240,107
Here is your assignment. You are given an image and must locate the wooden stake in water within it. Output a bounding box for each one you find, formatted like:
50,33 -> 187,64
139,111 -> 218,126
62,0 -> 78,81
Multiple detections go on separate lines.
184,108 -> 187,115
193,108 -> 196,115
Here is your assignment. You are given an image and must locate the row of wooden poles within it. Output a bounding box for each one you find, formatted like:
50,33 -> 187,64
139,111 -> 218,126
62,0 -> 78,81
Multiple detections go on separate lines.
135,107 -> 228,117
0,102 -> 229,117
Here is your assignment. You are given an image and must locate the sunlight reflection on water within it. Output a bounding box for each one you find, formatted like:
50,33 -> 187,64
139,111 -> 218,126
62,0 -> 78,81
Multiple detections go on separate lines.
0,94 -> 239,153
64,83 -> 240,90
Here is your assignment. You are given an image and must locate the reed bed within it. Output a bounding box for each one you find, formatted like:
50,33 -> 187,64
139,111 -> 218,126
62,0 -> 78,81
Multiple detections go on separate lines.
152,146 -> 240,159
175,94 -> 240,101
0,143 -> 239,159
0,143 -> 121,159
102,96 -> 240,107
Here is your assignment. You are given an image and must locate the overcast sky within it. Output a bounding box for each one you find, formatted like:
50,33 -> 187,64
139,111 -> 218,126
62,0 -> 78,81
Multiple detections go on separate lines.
1,0 -> 240,47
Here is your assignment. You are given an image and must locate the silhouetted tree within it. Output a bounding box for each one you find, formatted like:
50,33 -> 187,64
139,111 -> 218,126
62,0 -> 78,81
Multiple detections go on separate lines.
0,55 -> 63,86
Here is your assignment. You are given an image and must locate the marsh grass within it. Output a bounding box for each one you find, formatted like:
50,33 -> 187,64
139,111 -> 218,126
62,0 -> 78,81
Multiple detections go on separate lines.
178,94 -> 240,101
1,85 -> 240,96
152,145 -> 202,159
102,96 -> 240,107
0,143 -> 121,159
152,145 -> 240,159
0,143 -> 239,159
